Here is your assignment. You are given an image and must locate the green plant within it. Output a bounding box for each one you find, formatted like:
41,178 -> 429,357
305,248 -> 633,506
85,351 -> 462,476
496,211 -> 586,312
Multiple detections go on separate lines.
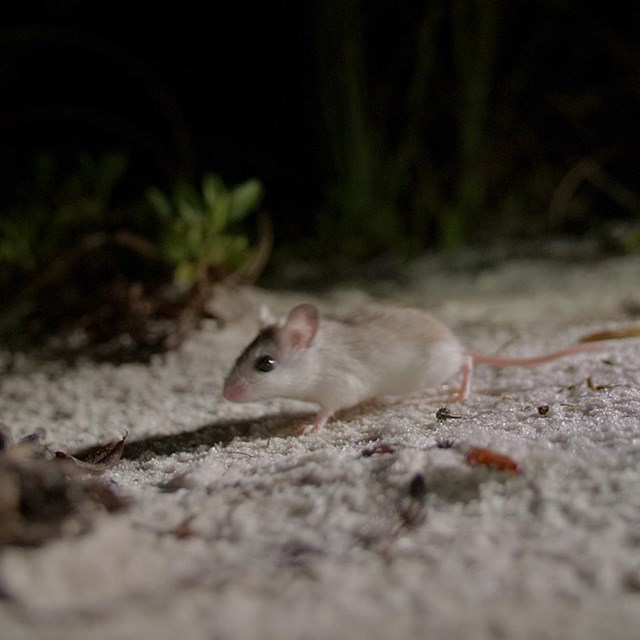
0,151 -> 127,276
312,0 -> 502,256
146,173 -> 264,285
442,0 -> 499,247
313,0 -> 430,258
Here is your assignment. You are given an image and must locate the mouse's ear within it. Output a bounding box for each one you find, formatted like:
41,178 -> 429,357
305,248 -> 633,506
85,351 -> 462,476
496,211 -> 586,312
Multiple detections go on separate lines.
258,304 -> 277,328
281,303 -> 319,349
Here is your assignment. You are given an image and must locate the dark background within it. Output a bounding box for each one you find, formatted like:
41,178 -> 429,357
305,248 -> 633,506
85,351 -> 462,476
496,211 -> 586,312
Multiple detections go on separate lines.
0,1 -> 319,243
1,0 -> 640,256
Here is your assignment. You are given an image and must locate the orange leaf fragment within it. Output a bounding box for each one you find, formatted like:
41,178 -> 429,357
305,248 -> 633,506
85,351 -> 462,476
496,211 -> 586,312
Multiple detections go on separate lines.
464,446 -> 521,474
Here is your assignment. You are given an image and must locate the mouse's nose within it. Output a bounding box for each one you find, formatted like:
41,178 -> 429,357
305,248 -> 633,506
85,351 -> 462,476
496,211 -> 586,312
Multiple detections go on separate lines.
222,379 -> 246,402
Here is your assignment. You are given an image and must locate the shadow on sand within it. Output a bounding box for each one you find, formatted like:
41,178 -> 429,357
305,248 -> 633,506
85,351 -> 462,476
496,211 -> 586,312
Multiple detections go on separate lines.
117,412 -> 313,461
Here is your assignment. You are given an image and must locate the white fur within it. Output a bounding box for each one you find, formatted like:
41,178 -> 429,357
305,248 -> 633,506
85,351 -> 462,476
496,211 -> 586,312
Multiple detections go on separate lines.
224,304 -> 464,426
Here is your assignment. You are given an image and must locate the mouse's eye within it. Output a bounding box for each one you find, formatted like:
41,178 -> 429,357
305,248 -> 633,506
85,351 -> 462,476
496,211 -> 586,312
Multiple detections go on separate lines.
255,355 -> 276,372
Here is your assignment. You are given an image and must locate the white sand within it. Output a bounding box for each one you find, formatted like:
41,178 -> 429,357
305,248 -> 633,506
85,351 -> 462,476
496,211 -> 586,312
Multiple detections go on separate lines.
1,252 -> 639,640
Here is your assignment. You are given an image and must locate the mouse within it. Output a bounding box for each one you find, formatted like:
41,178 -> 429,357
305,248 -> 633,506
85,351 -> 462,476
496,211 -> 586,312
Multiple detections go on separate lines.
222,302 -> 603,432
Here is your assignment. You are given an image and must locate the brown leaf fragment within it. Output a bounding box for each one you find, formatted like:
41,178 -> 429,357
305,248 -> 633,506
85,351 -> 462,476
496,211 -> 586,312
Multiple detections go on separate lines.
436,407 -> 462,420
55,431 -> 128,474
361,443 -> 396,457
0,428 -> 129,546
0,455 -> 124,546
586,376 -> 608,391
579,327 -> 640,342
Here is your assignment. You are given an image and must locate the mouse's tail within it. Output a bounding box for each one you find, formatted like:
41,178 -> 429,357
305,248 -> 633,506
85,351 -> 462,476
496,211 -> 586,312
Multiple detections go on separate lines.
468,342 -> 603,367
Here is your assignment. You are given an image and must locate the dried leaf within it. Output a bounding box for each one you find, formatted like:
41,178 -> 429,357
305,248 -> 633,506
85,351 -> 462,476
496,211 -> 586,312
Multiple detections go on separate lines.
0,456 -> 126,546
361,443 -> 396,457
586,376 -> 608,391
579,327 -> 640,342
436,407 -> 462,420
55,431 -> 127,474
0,426 -> 128,546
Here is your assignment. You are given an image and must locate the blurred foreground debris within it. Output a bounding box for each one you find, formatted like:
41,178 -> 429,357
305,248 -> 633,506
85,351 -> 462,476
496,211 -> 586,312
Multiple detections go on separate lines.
0,425 -> 128,547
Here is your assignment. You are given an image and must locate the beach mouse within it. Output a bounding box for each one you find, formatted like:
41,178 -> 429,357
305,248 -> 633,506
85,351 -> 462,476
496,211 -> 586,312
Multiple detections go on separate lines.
222,303 -> 602,432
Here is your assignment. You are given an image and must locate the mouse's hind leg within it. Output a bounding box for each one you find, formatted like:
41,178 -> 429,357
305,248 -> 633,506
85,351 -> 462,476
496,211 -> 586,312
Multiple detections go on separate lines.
299,408 -> 334,435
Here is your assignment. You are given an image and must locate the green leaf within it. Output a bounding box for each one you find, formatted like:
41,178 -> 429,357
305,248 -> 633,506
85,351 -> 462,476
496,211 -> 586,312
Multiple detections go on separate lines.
0,216 -> 37,269
146,187 -> 173,219
209,192 -> 230,235
202,173 -> 225,212
95,153 -> 127,202
204,236 -> 225,265
174,183 -> 202,214
175,199 -> 202,226
174,261 -> 199,285
151,172 -> 266,285
214,234 -> 250,268
229,179 -> 263,223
